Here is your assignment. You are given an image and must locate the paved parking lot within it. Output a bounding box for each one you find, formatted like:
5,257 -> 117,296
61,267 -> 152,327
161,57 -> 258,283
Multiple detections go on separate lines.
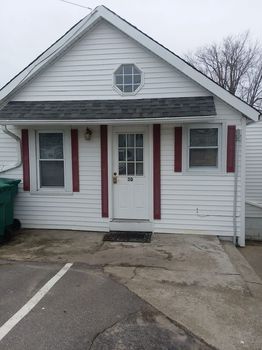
0,230 -> 262,350
0,260 -> 212,350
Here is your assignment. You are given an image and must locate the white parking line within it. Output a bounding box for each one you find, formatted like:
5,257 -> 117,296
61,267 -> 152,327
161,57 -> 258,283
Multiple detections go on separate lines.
0,262 -> 73,342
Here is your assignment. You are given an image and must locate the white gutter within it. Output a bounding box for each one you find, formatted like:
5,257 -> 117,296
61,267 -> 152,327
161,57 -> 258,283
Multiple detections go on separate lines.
0,115 -> 216,126
233,129 -> 240,246
0,126 -> 22,173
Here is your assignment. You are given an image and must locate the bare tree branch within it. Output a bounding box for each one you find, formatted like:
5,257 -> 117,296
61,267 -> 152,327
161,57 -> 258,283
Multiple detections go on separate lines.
185,32 -> 262,111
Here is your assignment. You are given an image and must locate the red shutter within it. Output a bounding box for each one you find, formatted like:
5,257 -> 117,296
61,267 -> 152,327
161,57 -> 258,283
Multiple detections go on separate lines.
153,124 -> 161,220
174,127 -> 182,172
21,129 -> 30,191
71,129 -> 80,192
100,125 -> 109,218
227,125 -> 236,173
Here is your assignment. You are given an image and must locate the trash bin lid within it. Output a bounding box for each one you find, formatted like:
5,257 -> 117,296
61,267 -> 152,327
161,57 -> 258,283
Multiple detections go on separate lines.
0,182 -> 12,193
0,178 -> 21,186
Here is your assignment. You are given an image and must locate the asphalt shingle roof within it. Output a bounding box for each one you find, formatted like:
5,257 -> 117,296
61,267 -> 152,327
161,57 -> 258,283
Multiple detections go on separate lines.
0,97 -> 216,121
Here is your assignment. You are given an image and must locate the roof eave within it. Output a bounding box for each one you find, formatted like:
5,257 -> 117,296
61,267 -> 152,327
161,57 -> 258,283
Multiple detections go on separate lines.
0,115 -> 216,126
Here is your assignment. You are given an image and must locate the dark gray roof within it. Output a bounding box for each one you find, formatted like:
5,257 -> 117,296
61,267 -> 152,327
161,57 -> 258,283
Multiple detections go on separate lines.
0,97 -> 216,121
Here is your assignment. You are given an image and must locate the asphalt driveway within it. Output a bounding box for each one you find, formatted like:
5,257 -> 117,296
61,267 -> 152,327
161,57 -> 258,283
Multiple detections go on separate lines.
0,260 -> 211,350
0,230 -> 262,350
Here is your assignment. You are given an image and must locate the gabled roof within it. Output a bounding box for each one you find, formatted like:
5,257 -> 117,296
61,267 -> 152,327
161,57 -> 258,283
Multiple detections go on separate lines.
0,5 -> 260,121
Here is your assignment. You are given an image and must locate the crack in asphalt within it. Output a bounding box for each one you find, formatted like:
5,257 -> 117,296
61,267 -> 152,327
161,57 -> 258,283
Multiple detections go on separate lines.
88,310 -> 140,350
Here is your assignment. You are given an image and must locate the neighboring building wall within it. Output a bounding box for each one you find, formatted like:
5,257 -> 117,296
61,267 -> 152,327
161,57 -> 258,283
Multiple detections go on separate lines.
13,20 -> 208,102
246,121 -> 262,240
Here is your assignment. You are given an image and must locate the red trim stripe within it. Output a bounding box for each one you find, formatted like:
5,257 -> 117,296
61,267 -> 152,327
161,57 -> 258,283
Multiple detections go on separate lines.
71,129 -> 80,192
227,125 -> 236,173
100,125 -> 109,218
21,129 -> 30,191
153,124 -> 161,220
174,127 -> 182,172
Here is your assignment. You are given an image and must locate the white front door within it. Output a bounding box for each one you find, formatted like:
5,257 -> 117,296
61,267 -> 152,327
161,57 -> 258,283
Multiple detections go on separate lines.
112,127 -> 149,220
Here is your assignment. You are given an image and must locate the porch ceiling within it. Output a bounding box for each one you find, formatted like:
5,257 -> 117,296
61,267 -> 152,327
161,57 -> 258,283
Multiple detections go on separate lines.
0,96 -> 216,122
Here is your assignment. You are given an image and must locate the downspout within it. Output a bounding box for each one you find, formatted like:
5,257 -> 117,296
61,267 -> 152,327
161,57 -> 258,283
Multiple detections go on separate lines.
233,129 -> 240,246
0,125 -> 22,173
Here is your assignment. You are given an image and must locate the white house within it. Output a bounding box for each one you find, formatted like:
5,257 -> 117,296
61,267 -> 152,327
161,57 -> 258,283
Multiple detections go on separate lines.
246,121 -> 262,240
0,6 -> 260,246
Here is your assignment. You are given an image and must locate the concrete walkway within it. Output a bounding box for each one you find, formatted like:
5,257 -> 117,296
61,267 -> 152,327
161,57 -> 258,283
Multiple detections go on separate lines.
0,230 -> 262,350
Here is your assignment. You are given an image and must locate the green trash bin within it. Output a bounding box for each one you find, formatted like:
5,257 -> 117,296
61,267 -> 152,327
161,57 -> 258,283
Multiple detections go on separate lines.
0,178 -> 21,242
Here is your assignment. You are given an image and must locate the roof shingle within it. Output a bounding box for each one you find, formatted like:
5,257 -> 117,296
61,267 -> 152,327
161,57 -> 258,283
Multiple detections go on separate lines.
0,97 -> 216,121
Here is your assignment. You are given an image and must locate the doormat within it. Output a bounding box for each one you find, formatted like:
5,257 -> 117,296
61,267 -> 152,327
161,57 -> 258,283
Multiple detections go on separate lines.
103,231 -> 152,243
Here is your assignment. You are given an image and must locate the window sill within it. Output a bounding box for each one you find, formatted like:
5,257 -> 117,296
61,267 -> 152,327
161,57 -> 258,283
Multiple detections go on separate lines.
29,190 -> 74,196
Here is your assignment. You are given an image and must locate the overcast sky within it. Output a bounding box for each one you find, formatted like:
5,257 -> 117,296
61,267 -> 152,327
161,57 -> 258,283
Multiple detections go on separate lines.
0,0 -> 262,89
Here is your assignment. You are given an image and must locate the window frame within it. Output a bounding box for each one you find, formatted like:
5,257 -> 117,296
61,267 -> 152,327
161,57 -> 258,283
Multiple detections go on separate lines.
29,129 -> 72,194
184,124 -> 222,173
113,63 -> 144,96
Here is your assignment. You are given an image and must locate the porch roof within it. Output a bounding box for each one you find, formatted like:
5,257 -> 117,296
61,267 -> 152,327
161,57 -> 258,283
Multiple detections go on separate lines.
0,96 -> 216,122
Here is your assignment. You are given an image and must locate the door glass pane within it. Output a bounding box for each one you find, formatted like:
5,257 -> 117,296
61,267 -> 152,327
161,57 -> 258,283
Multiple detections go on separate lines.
118,134 -> 126,147
39,133 -> 63,159
136,134 -> 143,147
136,148 -> 143,161
127,148 -> 135,161
127,163 -> 135,175
127,134 -> 134,147
119,149 -> 126,161
189,149 -> 218,167
40,161 -> 64,187
190,129 -> 218,147
136,163 -> 143,175
119,162 -> 126,175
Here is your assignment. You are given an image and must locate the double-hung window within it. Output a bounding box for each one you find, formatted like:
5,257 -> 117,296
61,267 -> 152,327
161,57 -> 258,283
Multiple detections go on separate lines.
188,127 -> 220,169
38,132 -> 65,188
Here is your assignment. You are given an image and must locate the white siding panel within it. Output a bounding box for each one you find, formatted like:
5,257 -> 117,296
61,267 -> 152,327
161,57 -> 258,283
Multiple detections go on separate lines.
13,20 -> 208,101
2,126 -> 108,231
246,121 -> 262,218
154,123 -> 243,236
0,127 -> 20,171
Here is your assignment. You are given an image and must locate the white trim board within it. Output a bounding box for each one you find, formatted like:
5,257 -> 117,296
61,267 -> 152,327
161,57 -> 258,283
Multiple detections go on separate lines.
0,6 -> 260,122
0,116 -> 216,126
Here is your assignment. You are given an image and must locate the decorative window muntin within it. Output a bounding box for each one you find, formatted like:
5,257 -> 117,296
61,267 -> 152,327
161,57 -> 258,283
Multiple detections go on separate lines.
118,133 -> 144,176
188,127 -> 219,168
114,64 -> 142,93
37,132 -> 65,187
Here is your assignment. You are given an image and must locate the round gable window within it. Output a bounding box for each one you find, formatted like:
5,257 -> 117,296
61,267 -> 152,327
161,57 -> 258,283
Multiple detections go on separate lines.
114,64 -> 142,94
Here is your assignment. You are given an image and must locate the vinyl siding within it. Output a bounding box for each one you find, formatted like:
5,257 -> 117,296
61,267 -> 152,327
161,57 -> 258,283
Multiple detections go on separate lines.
1,126 -> 108,231
12,20 -> 208,101
154,119 -> 243,236
246,121 -> 262,218
0,127 -> 20,169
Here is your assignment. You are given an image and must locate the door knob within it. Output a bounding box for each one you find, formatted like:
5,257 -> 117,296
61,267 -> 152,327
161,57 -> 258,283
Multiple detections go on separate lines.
113,172 -> 118,184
